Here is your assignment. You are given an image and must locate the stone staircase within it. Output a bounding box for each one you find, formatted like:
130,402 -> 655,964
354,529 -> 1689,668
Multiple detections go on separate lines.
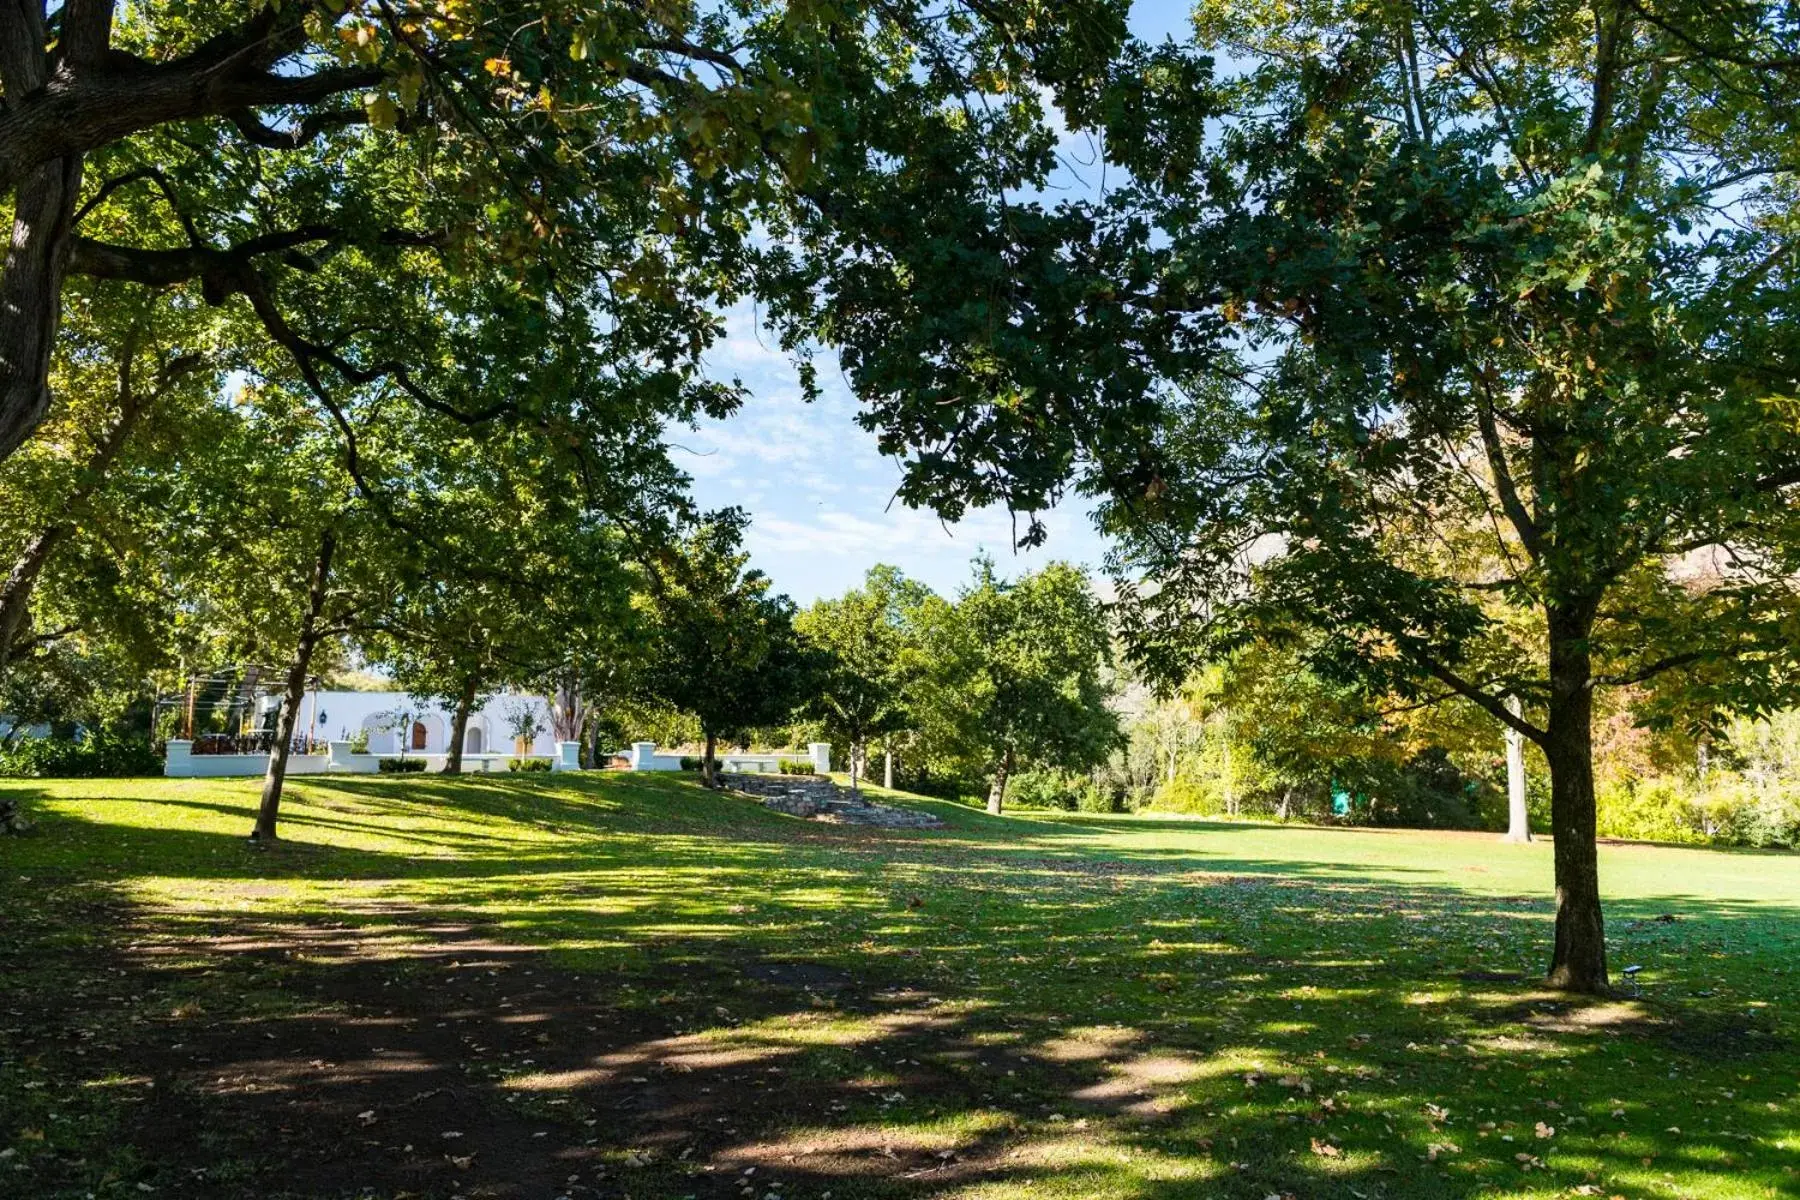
719,772 -> 945,829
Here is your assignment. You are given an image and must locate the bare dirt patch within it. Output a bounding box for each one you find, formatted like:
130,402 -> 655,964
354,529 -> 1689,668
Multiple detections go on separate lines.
2,900 -> 1156,1199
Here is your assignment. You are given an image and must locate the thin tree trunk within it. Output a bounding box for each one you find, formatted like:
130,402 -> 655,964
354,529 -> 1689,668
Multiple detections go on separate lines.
585,715 -> 604,769
985,743 -> 1013,815
1504,694 -> 1531,842
1222,735 -> 1235,816
253,530 -> 336,841
1544,603 -> 1607,993
884,746 -> 893,790
849,738 -> 861,795
0,154 -> 82,464
0,358 -> 160,680
702,730 -> 718,788
0,525 -> 67,676
444,674 -> 478,774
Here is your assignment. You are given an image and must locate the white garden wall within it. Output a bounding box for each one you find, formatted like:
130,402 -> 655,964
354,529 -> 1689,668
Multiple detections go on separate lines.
164,739 -> 581,778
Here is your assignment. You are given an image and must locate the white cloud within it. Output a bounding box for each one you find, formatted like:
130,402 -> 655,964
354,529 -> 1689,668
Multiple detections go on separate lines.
664,293 -> 1114,603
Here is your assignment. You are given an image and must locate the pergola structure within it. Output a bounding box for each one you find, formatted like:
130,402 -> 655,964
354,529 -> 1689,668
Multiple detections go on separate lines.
151,668 -> 322,754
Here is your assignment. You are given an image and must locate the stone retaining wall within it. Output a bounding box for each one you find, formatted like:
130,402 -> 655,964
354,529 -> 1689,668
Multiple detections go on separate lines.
719,773 -> 944,829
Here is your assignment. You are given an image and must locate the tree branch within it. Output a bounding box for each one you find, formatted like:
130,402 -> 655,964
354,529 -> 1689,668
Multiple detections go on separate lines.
67,225 -> 439,297
227,105 -> 370,150
0,4 -> 383,195
58,0 -> 115,71
1593,650 -> 1711,688
1473,370 -> 1543,561
1420,656 -> 1548,745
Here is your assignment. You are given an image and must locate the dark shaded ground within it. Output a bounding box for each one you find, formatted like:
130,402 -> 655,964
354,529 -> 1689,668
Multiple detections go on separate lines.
7,893 -> 1190,1200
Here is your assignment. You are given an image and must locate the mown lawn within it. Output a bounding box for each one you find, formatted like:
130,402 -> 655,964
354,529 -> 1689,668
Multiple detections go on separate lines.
1,773 -> 1795,1200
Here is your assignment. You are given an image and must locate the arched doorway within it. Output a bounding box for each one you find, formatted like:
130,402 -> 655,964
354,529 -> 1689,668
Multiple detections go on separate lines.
411,720 -> 428,751
465,726 -> 485,754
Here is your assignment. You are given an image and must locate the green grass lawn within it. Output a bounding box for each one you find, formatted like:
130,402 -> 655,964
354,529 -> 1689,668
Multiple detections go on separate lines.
1,773 -> 1795,1200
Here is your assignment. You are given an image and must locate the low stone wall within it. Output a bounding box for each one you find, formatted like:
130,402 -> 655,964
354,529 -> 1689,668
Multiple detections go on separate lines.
719,773 -> 944,829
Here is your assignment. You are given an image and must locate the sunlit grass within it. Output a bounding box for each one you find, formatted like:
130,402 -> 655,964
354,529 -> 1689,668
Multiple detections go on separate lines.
2,772 -> 1796,1199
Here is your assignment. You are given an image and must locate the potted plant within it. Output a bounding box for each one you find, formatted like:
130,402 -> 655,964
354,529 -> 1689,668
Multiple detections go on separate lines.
503,700 -> 544,757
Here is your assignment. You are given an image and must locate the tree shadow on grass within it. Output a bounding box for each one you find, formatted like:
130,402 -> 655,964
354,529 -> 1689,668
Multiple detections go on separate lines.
6,779 -> 1796,1197
3,877 -> 1794,1200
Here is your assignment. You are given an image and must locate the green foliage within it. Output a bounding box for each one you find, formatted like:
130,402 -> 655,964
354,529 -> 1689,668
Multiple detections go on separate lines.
377,758 -> 426,774
679,756 -> 703,772
1597,776 -> 1800,849
1009,769 -> 1118,813
795,565 -> 930,789
779,760 -> 818,777
0,733 -> 160,779
636,511 -> 813,774
346,728 -> 371,755
507,758 -> 552,773
502,701 -> 546,747
909,559 -> 1120,807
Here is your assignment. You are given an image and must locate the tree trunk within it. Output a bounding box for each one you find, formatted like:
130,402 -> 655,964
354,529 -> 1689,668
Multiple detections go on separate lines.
1543,604 -> 1607,993
253,531 -> 336,842
849,739 -> 861,795
550,669 -> 583,742
884,747 -> 893,790
1504,694 -> 1531,842
702,730 -> 718,788
0,337 -> 163,679
985,744 -> 1013,815
444,674 -> 478,774
585,715 -> 604,769
0,153 -> 82,464
1222,736 -> 1236,816
0,524 -> 67,677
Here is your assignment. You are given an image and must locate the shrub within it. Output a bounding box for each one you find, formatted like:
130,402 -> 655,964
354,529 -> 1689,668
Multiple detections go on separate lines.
508,757 -> 552,772
1009,769 -> 1120,811
0,732 -> 161,779
1076,780 -> 1122,813
779,759 -> 816,776
347,728 -> 371,754
680,755 -> 703,771
1596,777 -> 1703,844
1596,775 -> 1800,849
377,757 -> 426,774
1151,774 -> 1231,815
1366,749 -> 1486,830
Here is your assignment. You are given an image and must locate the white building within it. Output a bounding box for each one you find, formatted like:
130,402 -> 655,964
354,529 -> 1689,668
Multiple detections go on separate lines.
256,689 -> 558,758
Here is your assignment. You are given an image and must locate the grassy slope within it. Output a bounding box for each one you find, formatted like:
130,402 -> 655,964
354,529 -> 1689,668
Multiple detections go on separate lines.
1,773 -> 1796,1200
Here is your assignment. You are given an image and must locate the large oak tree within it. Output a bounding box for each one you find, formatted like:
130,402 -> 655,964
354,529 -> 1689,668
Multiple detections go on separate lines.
769,1 -> 1800,992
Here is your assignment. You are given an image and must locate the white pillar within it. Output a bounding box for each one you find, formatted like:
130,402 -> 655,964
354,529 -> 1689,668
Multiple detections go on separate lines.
164,739 -> 193,778
327,739 -> 354,772
809,742 -> 831,774
1504,695 -> 1531,842
553,741 -> 581,772
632,741 -> 657,771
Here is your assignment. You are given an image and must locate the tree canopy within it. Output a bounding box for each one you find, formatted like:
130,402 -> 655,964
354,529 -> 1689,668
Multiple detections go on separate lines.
795,565 -> 929,793
635,510 -> 811,786
910,560 -> 1118,814
769,0 -> 1800,991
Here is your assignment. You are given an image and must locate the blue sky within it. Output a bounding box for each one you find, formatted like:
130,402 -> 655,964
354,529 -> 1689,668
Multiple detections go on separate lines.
674,2 -> 1195,605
